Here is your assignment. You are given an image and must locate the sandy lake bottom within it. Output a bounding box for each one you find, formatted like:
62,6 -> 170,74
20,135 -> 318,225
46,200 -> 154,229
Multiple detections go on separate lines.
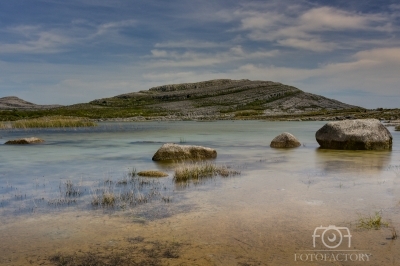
0,121 -> 399,265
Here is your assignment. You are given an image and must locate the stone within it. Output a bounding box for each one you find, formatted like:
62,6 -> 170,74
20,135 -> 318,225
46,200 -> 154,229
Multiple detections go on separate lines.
316,119 -> 392,150
270,132 -> 301,148
5,137 -> 44,144
152,143 -> 217,161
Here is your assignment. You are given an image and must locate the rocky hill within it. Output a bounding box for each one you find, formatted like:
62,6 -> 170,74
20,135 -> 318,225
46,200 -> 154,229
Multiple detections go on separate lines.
2,80 -> 400,122
0,96 -> 61,110
90,79 -> 359,118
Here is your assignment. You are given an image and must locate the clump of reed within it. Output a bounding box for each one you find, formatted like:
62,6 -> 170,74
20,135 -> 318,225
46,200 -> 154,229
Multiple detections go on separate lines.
173,162 -> 240,182
129,168 -> 137,177
91,191 -> 116,207
48,198 -> 77,206
357,211 -> 389,230
91,172 -> 164,209
395,125 -> 400,131
137,170 -> 168,177
62,180 -> 82,197
11,116 -> 97,129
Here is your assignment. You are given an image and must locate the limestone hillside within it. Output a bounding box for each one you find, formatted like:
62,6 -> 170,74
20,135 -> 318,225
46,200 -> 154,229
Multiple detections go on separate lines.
90,79 -> 359,116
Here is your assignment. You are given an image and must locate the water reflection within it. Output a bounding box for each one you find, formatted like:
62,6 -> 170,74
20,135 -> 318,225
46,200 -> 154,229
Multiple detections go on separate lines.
315,148 -> 392,173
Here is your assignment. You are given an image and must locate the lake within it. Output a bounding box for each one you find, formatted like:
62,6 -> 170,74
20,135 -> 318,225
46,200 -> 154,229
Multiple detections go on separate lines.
0,121 -> 399,265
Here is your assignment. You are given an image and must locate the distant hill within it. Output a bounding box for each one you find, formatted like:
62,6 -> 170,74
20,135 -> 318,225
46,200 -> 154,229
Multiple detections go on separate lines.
90,79 -> 359,117
0,96 -> 62,110
2,80 -> 399,121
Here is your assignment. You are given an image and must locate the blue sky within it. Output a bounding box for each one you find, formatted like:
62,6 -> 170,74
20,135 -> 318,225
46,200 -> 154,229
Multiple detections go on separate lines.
0,0 -> 399,108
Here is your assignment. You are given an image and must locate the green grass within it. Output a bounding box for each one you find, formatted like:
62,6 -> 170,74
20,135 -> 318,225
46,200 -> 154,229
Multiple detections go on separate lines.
357,212 -> 389,230
7,116 -> 97,128
234,110 -> 264,117
173,162 -> 240,182
0,105 -> 165,121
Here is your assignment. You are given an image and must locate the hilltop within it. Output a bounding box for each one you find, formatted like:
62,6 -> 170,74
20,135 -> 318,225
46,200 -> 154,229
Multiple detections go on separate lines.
90,79 -> 358,118
0,96 -> 62,110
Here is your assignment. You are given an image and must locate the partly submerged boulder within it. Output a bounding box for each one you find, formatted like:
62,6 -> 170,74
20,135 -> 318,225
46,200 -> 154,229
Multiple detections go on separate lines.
316,119 -> 392,150
270,132 -> 301,148
152,143 -> 217,161
5,137 -> 44,145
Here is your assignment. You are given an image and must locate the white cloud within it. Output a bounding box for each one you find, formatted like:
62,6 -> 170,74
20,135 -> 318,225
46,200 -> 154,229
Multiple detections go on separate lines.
93,19 -> 136,37
154,40 -> 226,49
299,7 -> 375,31
0,19 -> 138,54
0,30 -> 70,54
277,38 -> 337,52
234,5 -> 392,52
146,46 -> 279,68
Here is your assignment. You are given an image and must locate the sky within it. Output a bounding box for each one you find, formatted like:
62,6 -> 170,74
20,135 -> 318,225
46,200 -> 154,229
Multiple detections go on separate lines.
0,0 -> 399,108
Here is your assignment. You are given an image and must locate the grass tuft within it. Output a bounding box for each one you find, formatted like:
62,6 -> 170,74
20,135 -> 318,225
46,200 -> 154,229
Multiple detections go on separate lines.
174,162 -> 240,182
395,125 -> 400,131
137,170 -> 168,177
357,211 -> 389,230
101,192 -> 116,206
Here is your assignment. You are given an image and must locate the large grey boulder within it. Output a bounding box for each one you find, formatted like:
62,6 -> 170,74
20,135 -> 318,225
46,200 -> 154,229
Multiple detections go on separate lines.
5,137 -> 44,145
152,143 -> 217,161
270,132 -> 301,148
316,119 -> 392,150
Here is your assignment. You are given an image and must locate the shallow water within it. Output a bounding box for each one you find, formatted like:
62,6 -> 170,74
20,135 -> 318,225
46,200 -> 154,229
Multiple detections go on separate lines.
0,121 -> 399,265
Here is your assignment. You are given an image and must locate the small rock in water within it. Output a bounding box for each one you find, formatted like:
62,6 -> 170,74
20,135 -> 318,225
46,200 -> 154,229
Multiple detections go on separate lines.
270,132 -> 301,148
152,143 -> 217,161
5,137 -> 44,145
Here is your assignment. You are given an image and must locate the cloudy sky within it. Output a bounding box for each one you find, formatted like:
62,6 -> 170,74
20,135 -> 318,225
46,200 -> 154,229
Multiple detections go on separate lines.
0,0 -> 399,108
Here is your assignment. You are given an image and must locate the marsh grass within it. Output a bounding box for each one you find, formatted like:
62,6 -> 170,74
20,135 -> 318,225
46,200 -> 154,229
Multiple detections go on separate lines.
138,170 -> 168,177
91,173 -> 164,209
395,125 -> 400,131
10,116 -> 97,128
174,162 -> 240,182
48,180 -> 82,207
357,211 -> 389,230
63,180 -> 82,197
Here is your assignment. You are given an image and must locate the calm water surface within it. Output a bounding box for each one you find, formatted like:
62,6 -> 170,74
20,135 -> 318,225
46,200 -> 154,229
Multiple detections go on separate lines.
0,121 -> 399,265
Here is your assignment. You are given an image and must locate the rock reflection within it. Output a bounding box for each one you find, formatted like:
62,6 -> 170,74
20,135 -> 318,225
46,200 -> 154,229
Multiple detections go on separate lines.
315,148 -> 392,173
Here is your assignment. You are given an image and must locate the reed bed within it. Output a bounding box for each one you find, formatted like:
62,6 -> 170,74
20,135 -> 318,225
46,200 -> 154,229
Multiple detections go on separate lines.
10,116 -> 97,129
91,174 -> 163,209
174,162 -> 240,182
